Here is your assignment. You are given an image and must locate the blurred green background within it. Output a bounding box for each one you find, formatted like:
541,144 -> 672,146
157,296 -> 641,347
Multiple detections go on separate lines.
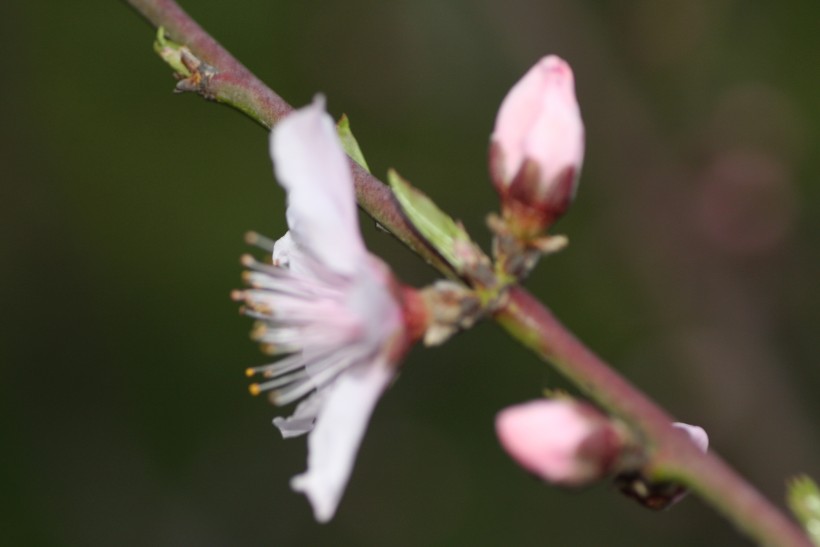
2,1 -> 819,545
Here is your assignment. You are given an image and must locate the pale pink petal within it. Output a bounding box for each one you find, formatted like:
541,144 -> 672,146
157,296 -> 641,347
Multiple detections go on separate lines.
496,400 -> 594,482
347,258 -> 404,348
492,63 -> 546,183
524,63 -> 584,194
673,422 -> 709,452
272,230 -> 333,283
290,359 -> 394,522
273,391 -> 326,438
270,96 -> 366,276
272,231 -> 297,268
492,55 -> 584,195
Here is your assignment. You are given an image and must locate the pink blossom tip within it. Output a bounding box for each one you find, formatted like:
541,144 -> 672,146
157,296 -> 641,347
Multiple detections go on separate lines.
490,55 -> 585,233
672,422 -> 709,453
495,399 -> 619,486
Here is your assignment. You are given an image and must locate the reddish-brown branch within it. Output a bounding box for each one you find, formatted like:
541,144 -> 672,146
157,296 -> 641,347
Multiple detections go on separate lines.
123,1 -> 811,544
499,287 -> 809,546
125,0 -> 455,277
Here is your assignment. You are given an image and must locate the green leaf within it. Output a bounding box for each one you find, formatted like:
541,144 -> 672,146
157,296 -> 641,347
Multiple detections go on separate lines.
153,27 -> 192,77
787,475 -> 820,545
388,169 -> 474,272
336,114 -> 370,173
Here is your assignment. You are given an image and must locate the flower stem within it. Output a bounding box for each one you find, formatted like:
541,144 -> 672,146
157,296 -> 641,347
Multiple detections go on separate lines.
123,1 -> 810,544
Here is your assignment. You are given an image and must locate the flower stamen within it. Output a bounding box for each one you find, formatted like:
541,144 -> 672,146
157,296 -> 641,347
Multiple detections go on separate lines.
244,230 -> 277,252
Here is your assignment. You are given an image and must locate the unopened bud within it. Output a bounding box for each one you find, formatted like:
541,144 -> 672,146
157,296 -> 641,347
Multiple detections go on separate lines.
489,55 -> 585,236
495,399 -> 622,486
672,422 -> 709,453
615,422 -> 710,510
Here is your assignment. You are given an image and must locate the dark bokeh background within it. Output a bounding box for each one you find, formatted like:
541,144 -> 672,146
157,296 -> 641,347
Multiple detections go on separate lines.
3,1 -> 819,545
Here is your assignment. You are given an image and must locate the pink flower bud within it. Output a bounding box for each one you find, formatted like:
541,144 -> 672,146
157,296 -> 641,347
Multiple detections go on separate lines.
490,55 -> 585,234
672,422 -> 709,453
495,399 -> 621,486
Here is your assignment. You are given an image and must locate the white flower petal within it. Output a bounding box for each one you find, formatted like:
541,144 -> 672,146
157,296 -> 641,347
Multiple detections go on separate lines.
272,231 -> 296,268
270,96 -> 366,276
272,231 -> 327,281
290,359 -> 394,522
673,422 -> 709,452
273,391 -> 326,438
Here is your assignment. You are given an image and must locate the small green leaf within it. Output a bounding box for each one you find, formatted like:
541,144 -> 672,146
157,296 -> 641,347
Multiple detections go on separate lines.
336,114 -> 370,173
388,169 -> 475,272
787,475 -> 820,545
153,27 -> 192,77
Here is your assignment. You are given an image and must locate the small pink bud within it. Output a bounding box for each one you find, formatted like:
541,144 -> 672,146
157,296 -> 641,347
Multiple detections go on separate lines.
672,422 -> 709,453
490,55 -> 585,235
495,400 -> 620,486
